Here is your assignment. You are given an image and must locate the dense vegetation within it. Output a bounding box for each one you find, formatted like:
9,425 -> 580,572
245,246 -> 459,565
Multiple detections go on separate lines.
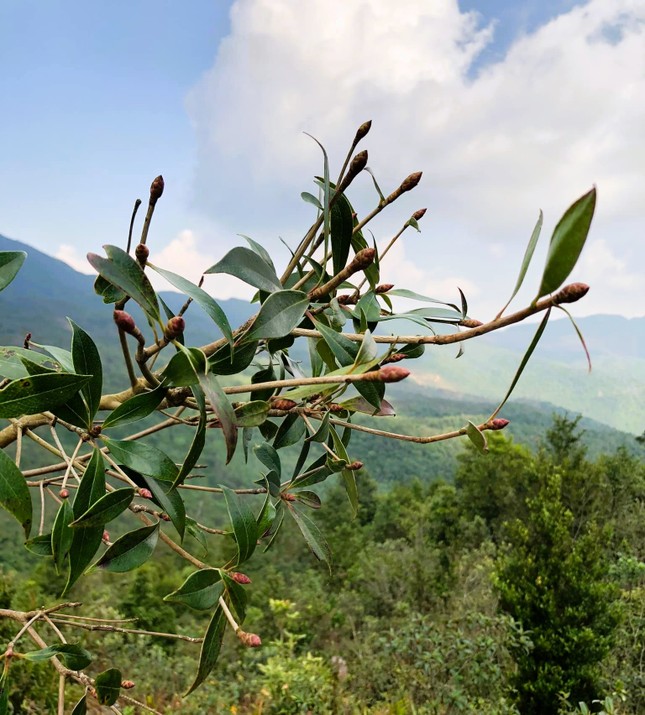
1,416 -> 642,713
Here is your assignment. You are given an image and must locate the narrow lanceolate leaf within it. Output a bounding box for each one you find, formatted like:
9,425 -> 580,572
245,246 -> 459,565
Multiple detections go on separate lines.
174,386 -> 207,488
244,290 -> 309,342
204,246 -> 282,293
491,307 -> 551,418
95,523 -> 159,572
23,644 -> 92,670
221,485 -> 258,566
329,426 -> 358,516
142,475 -> 186,541
199,372 -> 238,464
95,668 -> 121,706
164,569 -> 223,610
313,319 -> 358,367
64,449 -> 105,594
240,234 -> 276,272
0,251 -> 26,291
69,320 -> 102,423
148,264 -> 234,347
305,133 -> 331,254
103,438 -> 179,482
465,421 -> 488,454
497,210 -> 543,318
70,488 -> 134,529
87,245 -> 160,321
0,373 -> 90,419
301,191 -> 323,210
0,449 -> 32,538
101,385 -> 166,430
71,694 -> 87,715
254,442 -> 281,479
536,187 -> 596,300
51,499 -> 74,573
330,192 -> 354,276
288,505 -> 331,569
185,605 -> 226,695
556,305 -> 592,372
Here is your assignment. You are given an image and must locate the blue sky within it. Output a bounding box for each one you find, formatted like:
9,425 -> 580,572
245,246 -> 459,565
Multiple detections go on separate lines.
1,0 -> 643,319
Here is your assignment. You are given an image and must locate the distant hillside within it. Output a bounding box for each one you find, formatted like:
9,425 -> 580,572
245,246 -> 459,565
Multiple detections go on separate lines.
1,233 -> 642,437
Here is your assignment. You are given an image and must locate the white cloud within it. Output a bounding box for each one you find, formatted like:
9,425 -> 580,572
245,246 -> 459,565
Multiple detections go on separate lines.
186,0 -> 644,317
55,244 -> 95,275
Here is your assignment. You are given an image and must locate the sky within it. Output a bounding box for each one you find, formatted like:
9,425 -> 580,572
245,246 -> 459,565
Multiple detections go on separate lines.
0,0 -> 643,321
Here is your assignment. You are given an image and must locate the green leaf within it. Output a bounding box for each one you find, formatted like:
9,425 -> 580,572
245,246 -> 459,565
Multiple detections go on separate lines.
71,694 -> 87,715
162,347 -> 206,387
0,449 -> 32,538
148,264 -> 234,347
174,386 -> 207,488
0,372 -> 90,419
240,235 -> 276,272
103,438 -> 179,482
306,411 -> 331,443
24,533 -> 53,557
254,442 -> 281,479
70,488 -> 134,529
221,485 -> 258,566
0,347 -> 58,380
64,449 -> 106,594
23,644 -> 92,670
94,273 -> 125,304
256,491 -> 276,537
205,246 -> 281,293
244,290 -> 309,342
294,490 -> 322,509
209,340 -> 257,376
144,476 -> 186,541
88,245 -> 160,321
338,396 -> 395,416
305,133 -> 331,256
536,187 -> 596,299
465,420 -> 489,454
301,191 -> 323,210
556,305 -> 592,372
101,384 -> 166,430
314,319 -> 359,367
95,668 -> 121,706
234,400 -> 270,428
222,573 -> 247,621
51,499 -> 74,573
164,568 -> 223,610
95,523 -> 159,572
330,192 -> 354,276
186,605 -> 226,695
69,320 -> 102,423
199,372 -> 238,464
273,413 -> 306,450
497,210 -> 542,317
0,675 -> 7,715
0,251 -> 26,291
288,505 -> 331,568
492,308 -> 551,417
31,343 -> 75,373
329,426 -> 358,516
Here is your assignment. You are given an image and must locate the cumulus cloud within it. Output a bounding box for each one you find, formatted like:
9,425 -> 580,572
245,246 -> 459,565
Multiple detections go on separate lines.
186,0 -> 644,317
55,244 -> 95,275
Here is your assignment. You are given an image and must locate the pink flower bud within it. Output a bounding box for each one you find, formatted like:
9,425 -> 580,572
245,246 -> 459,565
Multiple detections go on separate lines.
59,488 -> 69,499
113,310 -> 136,334
230,571 -> 252,585
165,315 -> 185,339
346,461 -> 363,471
102,531 -> 110,543
375,283 -> 394,294
490,418 -> 510,431
412,208 -> 427,221
282,493 -> 296,502
399,171 -> 422,193
138,488 -> 153,499
378,365 -> 410,383
121,680 -> 135,690
237,630 -> 262,647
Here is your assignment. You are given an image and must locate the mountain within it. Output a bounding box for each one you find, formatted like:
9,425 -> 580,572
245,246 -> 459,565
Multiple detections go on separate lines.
0,233 -> 642,438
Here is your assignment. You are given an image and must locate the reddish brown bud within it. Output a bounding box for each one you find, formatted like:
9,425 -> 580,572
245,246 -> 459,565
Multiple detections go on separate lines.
160,513 -> 172,521
165,315 -> 185,340
354,120 -> 372,143
121,680 -> 135,690
375,283 -> 394,294
412,208 -> 427,221
271,398 -> 297,411
328,403 -> 346,413
399,171 -> 422,194
23,333 -> 32,349
113,310 -> 136,335
237,630 -> 262,648
347,150 -> 368,181
135,243 -> 149,266
138,488 -> 153,500
149,175 -> 164,202
230,571 -> 252,585
460,318 -> 483,328
553,282 -> 589,305
384,353 -> 407,364
337,294 -> 357,305
353,247 -> 376,270
102,530 -> 110,543
346,460 -> 364,471
378,365 -> 410,383
490,418 -> 510,431
59,488 -> 69,499
282,493 -> 297,502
